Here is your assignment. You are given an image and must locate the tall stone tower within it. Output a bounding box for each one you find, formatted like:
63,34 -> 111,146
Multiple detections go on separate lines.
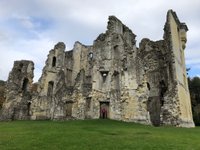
0,60 -> 34,120
162,10 -> 194,127
31,42 -> 66,120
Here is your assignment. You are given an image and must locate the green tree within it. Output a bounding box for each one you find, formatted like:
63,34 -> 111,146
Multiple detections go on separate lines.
188,76 -> 200,125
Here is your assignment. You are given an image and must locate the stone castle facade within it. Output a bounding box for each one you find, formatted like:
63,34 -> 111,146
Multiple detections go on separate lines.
0,10 -> 194,127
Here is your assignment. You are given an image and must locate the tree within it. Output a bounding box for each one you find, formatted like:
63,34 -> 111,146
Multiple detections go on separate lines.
188,76 -> 200,125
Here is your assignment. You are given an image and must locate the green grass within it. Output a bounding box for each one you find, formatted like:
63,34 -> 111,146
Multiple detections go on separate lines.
0,119 -> 200,150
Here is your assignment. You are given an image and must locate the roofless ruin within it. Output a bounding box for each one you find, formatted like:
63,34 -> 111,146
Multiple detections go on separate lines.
0,10 -> 194,127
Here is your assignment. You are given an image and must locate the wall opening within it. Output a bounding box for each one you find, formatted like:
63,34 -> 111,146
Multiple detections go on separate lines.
100,102 -> 109,119
65,102 -> 73,117
88,52 -> 93,61
52,56 -> 56,67
160,80 -> 167,106
47,81 -> 54,97
100,71 -> 109,82
147,82 -> 151,90
147,97 -> 161,126
27,102 -> 31,116
114,45 -> 120,60
22,78 -> 29,92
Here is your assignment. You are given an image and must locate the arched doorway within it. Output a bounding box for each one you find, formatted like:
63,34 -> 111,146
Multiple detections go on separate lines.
100,102 -> 109,119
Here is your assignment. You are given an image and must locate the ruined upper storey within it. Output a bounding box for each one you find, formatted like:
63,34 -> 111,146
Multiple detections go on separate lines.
95,15 -> 136,47
0,10 -> 194,127
164,10 -> 188,50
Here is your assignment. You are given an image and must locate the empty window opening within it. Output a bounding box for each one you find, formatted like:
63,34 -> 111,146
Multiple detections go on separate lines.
27,102 -> 31,116
147,82 -> 151,90
52,56 -> 56,67
22,78 -> 29,92
88,52 -> 93,61
160,80 -> 167,106
114,45 -> 120,60
47,81 -> 54,97
100,71 -> 109,82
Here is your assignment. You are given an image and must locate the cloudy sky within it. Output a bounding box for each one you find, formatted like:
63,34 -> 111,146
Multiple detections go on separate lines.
0,0 -> 199,82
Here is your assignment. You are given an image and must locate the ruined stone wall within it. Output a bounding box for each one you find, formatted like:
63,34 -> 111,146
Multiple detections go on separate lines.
31,42 -> 66,120
90,16 -> 150,123
163,10 -> 194,127
0,60 -> 34,120
0,10 -> 194,127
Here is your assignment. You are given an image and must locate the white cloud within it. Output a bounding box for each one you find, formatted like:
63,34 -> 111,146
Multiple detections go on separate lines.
0,0 -> 200,81
0,34 -> 55,82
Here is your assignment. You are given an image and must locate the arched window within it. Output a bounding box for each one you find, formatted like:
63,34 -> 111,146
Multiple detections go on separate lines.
22,78 -> 29,92
52,56 -> 56,67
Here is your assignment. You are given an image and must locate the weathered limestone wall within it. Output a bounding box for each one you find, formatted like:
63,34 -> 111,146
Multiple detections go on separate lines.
0,60 -> 34,120
0,10 -> 194,127
31,42 -> 66,120
166,10 -> 194,127
90,16 -> 150,124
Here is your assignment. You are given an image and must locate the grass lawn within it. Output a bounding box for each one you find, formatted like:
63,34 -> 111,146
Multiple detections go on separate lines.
0,119 -> 200,150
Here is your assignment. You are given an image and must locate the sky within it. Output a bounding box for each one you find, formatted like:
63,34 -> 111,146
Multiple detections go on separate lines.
0,0 -> 199,82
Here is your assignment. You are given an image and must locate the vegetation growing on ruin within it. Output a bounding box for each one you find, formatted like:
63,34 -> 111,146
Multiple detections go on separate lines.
0,119 -> 200,150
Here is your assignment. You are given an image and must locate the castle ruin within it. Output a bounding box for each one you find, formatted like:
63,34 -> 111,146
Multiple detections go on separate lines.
0,10 -> 194,127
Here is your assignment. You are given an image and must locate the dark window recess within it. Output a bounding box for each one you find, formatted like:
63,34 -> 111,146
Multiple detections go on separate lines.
160,80 -> 167,106
100,71 -> 109,82
22,78 -> 29,92
47,81 -> 54,97
52,56 -> 56,67
88,52 -> 93,61
147,82 -> 151,90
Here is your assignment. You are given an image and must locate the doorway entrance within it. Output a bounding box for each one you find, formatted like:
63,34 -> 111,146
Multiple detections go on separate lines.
100,102 -> 109,119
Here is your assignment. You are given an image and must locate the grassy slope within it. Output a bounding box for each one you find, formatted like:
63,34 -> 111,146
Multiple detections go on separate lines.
0,119 -> 200,150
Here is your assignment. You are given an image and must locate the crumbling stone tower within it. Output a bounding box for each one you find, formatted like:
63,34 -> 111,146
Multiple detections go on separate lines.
0,10 -> 194,127
137,10 -> 194,127
0,60 -> 34,120
162,10 -> 193,126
